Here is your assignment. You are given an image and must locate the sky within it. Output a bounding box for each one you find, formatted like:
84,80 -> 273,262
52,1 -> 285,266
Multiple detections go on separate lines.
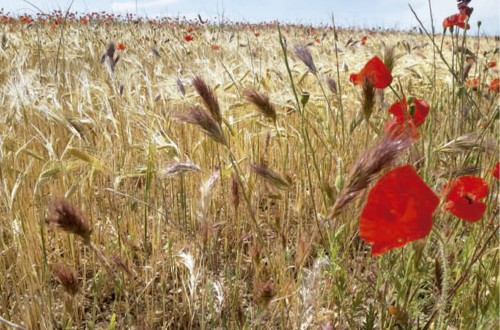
1,0 -> 499,35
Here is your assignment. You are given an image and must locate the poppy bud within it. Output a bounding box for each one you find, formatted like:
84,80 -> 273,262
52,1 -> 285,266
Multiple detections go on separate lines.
300,91 -> 310,108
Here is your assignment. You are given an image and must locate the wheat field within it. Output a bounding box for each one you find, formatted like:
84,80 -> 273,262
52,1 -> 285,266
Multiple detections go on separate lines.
0,8 -> 498,330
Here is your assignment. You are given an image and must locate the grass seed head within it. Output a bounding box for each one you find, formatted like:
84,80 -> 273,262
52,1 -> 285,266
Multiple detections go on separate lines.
252,164 -> 290,190
243,89 -> 277,122
331,133 -> 411,217
46,200 -> 92,242
174,106 -> 227,145
326,77 -> 337,94
293,44 -> 317,75
52,264 -> 79,295
362,77 -> 376,120
192,76 -> 222,125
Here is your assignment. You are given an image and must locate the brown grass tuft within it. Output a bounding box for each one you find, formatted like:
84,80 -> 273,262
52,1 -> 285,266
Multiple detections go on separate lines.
230,173 -> 240,209
192,76 -> 222,125
362,77 -> 376,120
159,161 -> 201,178
325,77 -> 337,94
253,280 -> 276,308
46,200 -> 92,242
382,44 -> 396,72
293,44 -> 317,75
110,255 -> 133,277
329,133 -> 411,218
251,164 -> 290,190
52,264 -> 79,295
176,78 -> 186,96
174,106 -> 227,145
243,89 -> 277,122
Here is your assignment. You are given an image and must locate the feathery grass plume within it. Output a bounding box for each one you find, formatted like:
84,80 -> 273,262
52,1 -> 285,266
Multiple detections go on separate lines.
382,44 -> 396,72
230,173 -> 240,209
176,78 -> 186,96
325,77 -> 337,94
151,47 -> 161,58
174,106 -> 226,145
177,251 -> 200,297
52,264 -> 79,295
198,166 -> 220,221
436,132 -> 497,154
252,164 -> 290,190
329,133 -> 411,218
293,44 -> 317,75
192,76 -> 222,125
100,42 -> 120,72
362,77 -> 376,120
46,200 -> 92,242
110,255 -> 133,277
243,89 -> 277,123
1,33 -> 6,50
253,280 -> 276,308
159,161 -> 201,178
197,167 -> 220,245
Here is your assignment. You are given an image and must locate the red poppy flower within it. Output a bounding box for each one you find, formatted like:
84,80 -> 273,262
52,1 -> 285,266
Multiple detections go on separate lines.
360,36 -> 368,46
349,56 -> 393,89
484,61 -> 497,70
184,34 -> 193,42
117,43 -> 126,51
211,44 -> 220,50
442,13 -> 470,30
465,77 -> 480,89
458,2 -> 473,17
491,162 -> 500,180
360,165 -> 439,256
384,98 -> 429,140
442,176 -> 488,222
489,78 -> 500,92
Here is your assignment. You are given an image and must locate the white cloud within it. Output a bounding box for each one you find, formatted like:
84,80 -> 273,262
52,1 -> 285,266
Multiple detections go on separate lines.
112,0 -> 179,12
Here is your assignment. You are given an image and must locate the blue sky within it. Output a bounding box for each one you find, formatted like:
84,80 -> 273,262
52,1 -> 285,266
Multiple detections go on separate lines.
1,0 -> 498,35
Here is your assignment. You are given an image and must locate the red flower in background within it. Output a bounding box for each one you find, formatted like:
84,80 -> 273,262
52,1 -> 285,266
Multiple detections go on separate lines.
384,98 -> 429,140
491,162 -> 500,180
442,13 -> 470,30
117,43 -> 126,51
489,78 -> 500,92
360,36 -> 368,46
465,77 -> 480,89
442,176 -> 488,222
457,0 -> 473,17
360,165 -> 439,256
184,34 -> 193,42
484,61 -> 497,70
350,56 -> 393,89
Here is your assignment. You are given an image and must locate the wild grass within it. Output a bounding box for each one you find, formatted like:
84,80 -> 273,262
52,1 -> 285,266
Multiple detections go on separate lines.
0,8 -> 498,329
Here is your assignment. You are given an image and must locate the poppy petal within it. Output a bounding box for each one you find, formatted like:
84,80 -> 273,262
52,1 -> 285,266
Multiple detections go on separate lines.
350,56 -> 392,89
442,176 -> 489,222
444,200 -> 486,223
411,99 -> 430,127
360,165 -> 439,256
491,162 -> 500,180
388,100 -> 407,123
363,56 -> 393,89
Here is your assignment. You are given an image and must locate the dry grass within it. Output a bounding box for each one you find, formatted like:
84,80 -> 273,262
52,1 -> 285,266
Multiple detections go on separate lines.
0,10 -> 498,330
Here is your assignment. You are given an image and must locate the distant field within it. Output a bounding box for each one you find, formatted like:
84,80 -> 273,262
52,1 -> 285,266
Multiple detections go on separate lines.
0,9 -> 498,329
